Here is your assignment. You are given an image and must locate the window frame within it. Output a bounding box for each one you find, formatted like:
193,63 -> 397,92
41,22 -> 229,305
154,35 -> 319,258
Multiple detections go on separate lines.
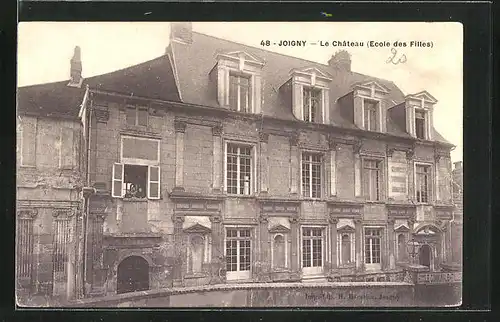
414,162 -> 433,204
224,226 -> 253,281
362,158 -> 383,201
300,226 -> 325,275
361,98 -> 382,132
364,227 -> 384,271
302,86 -> 322,123
125,105 -> 149,127
414,108 -> 428,140
223,140 -> 257,196
300,151 -> 324,199
112,135 -> 161,199
228,72 -> 252,113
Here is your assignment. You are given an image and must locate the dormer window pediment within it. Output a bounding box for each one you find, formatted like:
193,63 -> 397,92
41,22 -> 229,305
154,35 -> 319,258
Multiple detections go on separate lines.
213,50 -> 264,114
288,66 -> 332,124
404,90 -> 437,140
349,81 -> 389,133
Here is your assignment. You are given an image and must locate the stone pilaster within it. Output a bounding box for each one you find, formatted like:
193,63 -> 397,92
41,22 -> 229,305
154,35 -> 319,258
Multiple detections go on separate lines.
289,133 -> 299,195
354,142 -> 362,197
257,214 -> 270,281
52,209 -> 75,299
172,215 -> 185,281
328,138 -> 337,196
388,218 -> 396,270
354,218 -> 363,270
174,120 -> 186,191
212,125 -> 223,193
259,132 -> 269,194
406,149 -> 415,201
289,216 -> 299,277
328,216 -> 338,270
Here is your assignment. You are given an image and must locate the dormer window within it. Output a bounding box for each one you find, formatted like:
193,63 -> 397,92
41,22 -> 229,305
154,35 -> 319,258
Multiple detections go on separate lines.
363,99 -> 379,131
287,67 -> 332,124
415,109 -> 426,139
303,87 -> 322,123
404,91 -> 437,140
229,73 -> 251,112
341,81 -> 389,133
212,51 -> 265,114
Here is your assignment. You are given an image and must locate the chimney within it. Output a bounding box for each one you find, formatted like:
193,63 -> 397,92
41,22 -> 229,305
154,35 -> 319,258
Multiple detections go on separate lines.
170,22 -> 193,44
68,46 -> 83,88
328,50 -> 351,72
453,161 -> 463,170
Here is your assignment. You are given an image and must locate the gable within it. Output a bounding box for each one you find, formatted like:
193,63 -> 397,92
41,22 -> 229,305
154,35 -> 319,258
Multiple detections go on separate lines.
406,90 -> 438,104
337,225 -> 355,233
352,80 -> 390,94
269,224 -> 291,233
215,50 -> 266,68
289,66 -> 333,81
183,223 -> 212,234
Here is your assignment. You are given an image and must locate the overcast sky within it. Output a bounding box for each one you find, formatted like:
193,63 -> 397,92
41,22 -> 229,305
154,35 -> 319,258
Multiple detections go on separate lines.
18,22 -> 463,162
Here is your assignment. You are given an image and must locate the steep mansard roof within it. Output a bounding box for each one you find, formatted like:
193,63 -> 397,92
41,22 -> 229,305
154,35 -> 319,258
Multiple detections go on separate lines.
17,31 -> 449,144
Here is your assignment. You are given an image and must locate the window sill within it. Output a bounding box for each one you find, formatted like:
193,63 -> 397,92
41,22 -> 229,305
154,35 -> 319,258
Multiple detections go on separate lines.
225,194 -> 257,199
122,197 -> 149,203
364,200 -> 386,205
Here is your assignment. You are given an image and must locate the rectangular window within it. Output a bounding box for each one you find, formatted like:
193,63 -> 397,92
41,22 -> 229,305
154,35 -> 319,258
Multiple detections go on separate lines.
303,87 -> 321,123
126,105 -> 148,127
364,100 -> 378,131
113,136 -> 161,199
229,74 -> 251,112
415,110 -> 426,139
416,164 -> 431,203
226,229 -> 251,272
363,159 -> 381,201
364,228 -> 382,267
302,152 -> 322,198
302,228 -> 323,268
226,144 -> 252,195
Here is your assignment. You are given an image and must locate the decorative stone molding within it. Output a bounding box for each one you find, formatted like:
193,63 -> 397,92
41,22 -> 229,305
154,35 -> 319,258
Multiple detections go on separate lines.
212,125 -> 223,137
258,215 -> 268,224
353,218 -> 363,225
353,141 -> 362,154
174,120 -> 187,133
94,108 -> 110,123
209,215 -> 222,223
289,132 -> 299,146
173,215 -> 185,224
328,216 -> 338,224
405,149 -> 415,161
17,209 -> 38,219
387,218 -> 396,225
288,216 -> 299,224
328,136 -> 337,150
52,209 -> 75,220
386,146 -> 396,158
259,132 -> 269,143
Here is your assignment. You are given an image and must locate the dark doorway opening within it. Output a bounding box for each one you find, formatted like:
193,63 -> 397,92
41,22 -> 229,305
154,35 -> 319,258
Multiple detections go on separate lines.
419,244 -> 431,268
117,256 -> 150,294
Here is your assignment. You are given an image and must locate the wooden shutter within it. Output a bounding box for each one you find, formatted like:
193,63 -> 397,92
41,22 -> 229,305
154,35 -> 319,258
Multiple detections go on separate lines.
148,165 -> 160,199
112,163 -> 124,198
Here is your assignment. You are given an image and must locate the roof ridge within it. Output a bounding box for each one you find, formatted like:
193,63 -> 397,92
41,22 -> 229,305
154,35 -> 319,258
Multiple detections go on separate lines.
191,31 -> 331,68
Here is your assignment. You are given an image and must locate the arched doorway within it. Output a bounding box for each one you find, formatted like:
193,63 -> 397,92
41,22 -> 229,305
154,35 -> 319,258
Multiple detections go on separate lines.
419,244 -> 431,268
117,256 -> 150,294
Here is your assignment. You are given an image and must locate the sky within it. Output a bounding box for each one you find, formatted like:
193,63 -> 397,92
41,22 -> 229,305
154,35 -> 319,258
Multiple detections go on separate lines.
17,22 -> 463,162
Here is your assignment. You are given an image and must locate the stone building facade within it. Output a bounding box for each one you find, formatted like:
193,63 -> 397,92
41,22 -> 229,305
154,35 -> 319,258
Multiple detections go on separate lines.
17,22 -> 458,299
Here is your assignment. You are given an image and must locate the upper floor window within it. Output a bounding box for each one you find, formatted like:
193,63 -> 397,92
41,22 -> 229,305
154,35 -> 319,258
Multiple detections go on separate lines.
415,164 -> 431,203
301,152 -> 322,198
363,100 -> 379,131
112,136 -> 160,199
363,159 -> 381,201
213,51 -> 265,114
126,105 -> 148,127
303,87 -> 322,123
415,109 -> 426,139
364,228 -> 382,270
226,143 -> 253,195
229,74 -> 251,112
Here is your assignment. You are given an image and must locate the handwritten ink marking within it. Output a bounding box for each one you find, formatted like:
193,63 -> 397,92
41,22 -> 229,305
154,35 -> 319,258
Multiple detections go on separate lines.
321,12 -> 333,17
386,48 -> 407,65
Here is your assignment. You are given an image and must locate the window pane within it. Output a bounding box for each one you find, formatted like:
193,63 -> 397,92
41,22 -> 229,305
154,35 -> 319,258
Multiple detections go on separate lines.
137,108 -> 148,127
416,118 -> 425,139
149,182 -> 159,198
149,166 -> 159,181
123,165 -> 148,198
240,240 -> 251,271
126,107 -> 136,125
302,239 -> 311,267
312,239 -> 322,267
229,75 -> 239,110
303,89 -> 311,122
239,81 -> 250,112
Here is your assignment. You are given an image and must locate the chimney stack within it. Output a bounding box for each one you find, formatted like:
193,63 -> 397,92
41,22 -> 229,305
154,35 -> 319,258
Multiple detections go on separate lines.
170,22 -> 193,44
328,50 -> 352,72
68,46 -> 83,88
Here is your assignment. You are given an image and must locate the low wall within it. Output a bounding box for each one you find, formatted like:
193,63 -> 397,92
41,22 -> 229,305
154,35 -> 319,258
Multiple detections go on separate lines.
67,282 -> 415,308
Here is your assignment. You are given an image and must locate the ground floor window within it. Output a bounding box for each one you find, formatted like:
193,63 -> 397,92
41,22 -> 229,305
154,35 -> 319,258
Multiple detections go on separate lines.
364,228 -> 382,270
302,227 -> 324,275
225,228 -> 251,280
